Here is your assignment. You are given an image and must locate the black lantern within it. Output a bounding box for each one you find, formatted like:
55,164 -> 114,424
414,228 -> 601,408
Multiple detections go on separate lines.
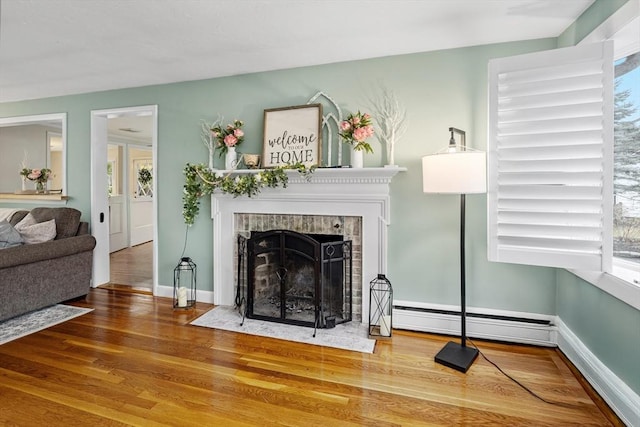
174,257 -> 196,309
369,274 -> 393,339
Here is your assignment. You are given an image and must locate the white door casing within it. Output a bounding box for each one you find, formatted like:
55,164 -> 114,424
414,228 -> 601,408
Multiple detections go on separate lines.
90,105 -> 159,291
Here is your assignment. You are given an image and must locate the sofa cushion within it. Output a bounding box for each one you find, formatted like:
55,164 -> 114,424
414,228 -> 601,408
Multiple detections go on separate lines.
30,207 -> 81,239
15,214 -> 57,244
0,220 -> 24,249
9,211 -> 28,226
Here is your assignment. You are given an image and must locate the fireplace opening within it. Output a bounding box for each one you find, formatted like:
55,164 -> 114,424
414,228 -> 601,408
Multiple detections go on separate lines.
237,229 -> 352,330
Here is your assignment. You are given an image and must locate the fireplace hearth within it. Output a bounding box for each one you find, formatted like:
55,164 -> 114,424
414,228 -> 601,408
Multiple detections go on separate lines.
237,229 -> 352,333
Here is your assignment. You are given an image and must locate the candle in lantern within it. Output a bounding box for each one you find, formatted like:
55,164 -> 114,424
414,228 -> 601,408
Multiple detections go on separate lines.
177,286 -> 188,307
380,314 -> 392,337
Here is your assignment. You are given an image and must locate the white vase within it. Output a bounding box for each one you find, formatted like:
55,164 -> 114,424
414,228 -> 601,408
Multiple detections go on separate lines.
350,146 -> 364,168
385,140 -> 397,167
225,146 -> 237,170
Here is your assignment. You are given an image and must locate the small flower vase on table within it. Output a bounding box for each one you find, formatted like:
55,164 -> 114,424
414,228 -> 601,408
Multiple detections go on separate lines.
225,146 -> 237,170
340,111 -> 374,169
212,119 -> 244,171
35,181 -> 46,193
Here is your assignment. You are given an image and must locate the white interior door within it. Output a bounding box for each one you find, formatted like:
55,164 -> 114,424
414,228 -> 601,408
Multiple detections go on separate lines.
90,114 -> 110,286
108,143 -> 128,252
129,147 -> 153,246
109,195 -> 128,252
130,198 -> 153,246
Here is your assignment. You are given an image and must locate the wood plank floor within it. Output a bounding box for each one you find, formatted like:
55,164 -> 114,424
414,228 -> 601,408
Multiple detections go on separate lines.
0,289 -> 622,426
107,241 -> 153,290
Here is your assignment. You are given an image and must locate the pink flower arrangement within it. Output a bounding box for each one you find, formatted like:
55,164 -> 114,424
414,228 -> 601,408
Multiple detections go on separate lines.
211,119 -> 244,155
20,167 -> 52,184
339,111 -> 374,153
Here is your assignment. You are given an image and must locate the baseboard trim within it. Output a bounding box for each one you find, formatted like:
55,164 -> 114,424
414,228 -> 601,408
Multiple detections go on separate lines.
556,318 -> 640,427
155,285 -> 215,304
392,300 -> 556,347
392,300 -> 639,425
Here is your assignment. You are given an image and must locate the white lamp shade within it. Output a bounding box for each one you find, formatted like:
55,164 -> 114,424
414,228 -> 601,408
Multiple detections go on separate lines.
422,151 -> 487,194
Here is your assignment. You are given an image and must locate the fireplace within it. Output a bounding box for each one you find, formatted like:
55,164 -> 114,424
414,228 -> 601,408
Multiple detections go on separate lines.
211,167 -> 404,324
237,229 -> 352,330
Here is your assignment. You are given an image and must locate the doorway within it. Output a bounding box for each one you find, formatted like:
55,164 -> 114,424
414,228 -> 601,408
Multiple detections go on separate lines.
90,106 -> 158,294
108,141 -> 154,289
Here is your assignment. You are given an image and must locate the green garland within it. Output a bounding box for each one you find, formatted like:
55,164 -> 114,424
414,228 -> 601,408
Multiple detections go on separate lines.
182,163 -> 315,225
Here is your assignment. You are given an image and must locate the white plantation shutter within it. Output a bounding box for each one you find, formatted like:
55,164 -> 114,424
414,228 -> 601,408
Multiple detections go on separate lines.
488,42 -> 614,271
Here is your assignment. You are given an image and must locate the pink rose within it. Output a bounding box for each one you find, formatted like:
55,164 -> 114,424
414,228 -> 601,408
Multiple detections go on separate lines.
363,113 -> 371,120
340,121 -> 351,131
364,125 -> 374,137
352,116 -> 361,125
224,134 -> 238,147
352,127 -> 368,142
28,169 -> 42,180
234,129 -> 244,138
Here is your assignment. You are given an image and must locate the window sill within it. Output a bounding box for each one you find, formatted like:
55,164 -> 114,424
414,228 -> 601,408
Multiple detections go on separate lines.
0,192 -> 69,203
568,266 -> 640,311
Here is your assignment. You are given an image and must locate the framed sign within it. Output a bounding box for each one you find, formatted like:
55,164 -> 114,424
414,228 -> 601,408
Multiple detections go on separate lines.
263,104 -> 322,168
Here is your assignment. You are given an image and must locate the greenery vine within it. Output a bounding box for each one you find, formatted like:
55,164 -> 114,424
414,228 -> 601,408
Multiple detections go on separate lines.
182,163 -> 315,225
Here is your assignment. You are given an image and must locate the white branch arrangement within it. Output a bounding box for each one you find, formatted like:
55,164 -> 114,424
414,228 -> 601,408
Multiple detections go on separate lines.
200,114 -> 223,170
20,150 -> 29,191
368,87 -> 407,166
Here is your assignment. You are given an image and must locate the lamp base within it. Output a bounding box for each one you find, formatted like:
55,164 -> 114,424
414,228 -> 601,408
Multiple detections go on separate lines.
435,341 -> 479,373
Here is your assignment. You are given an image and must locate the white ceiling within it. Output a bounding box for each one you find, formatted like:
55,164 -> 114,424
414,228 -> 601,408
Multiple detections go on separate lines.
0,0 -> 594,103
107,115 -> 154,143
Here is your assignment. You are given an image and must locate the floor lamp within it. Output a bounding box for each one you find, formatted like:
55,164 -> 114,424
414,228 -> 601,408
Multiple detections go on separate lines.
421,127 -> 487,373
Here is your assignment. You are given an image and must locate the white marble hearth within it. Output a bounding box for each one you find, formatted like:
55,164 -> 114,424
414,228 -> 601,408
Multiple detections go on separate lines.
211,167 -> 405,323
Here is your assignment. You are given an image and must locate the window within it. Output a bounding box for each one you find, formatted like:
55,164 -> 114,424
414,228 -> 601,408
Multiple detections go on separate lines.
487,41 -> 614,271
487,2 -> 640,310
613,52 -> 640,280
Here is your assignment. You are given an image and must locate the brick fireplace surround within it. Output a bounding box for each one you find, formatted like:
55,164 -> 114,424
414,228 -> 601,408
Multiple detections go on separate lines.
211,167 -> 404,323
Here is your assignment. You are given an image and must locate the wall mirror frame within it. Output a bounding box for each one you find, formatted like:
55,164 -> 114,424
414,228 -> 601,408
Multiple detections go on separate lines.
0,112 -> 67,200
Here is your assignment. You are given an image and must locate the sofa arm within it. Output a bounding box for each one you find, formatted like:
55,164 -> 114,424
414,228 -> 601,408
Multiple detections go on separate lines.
0,234 -> 96,269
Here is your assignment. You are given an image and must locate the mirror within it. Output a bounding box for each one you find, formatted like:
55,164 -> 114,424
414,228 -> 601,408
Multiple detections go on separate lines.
0,113 -> 66,195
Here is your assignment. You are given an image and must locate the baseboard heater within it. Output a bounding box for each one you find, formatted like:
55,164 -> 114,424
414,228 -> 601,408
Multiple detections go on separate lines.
394,305 -> 551,326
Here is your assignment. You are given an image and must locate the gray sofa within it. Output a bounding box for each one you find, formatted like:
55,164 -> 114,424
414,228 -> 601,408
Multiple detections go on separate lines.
0,207 -> 96,321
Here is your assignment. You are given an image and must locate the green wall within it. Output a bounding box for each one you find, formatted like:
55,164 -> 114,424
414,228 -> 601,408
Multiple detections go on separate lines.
0,38 -> 559,315
556,270 -> 640,394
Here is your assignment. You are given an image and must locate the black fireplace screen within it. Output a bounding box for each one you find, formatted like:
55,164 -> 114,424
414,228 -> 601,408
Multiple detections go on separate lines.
236,230 -> 352,330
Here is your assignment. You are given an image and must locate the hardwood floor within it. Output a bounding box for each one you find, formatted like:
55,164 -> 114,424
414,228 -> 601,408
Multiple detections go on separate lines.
0,289 -> 622,426
107,241 -> 153,291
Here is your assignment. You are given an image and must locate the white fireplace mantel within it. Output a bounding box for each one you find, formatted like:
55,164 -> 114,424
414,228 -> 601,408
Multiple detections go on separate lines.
211,166 -> 406,322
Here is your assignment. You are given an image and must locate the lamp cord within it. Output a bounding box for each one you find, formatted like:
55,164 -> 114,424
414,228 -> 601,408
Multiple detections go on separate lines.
468,339 -> 583,409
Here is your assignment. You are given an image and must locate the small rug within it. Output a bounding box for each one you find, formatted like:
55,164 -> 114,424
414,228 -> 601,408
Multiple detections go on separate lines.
191,306 -> 376,354
0,304 -> 93,345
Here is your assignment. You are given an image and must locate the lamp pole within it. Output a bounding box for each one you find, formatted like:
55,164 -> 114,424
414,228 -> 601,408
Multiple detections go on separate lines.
460,192 -> 467,348
455,127 -> 468,348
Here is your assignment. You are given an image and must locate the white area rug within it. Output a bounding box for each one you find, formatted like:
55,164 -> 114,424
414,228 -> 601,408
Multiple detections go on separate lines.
191,306 -> 376,354
0,304 -> 93,345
